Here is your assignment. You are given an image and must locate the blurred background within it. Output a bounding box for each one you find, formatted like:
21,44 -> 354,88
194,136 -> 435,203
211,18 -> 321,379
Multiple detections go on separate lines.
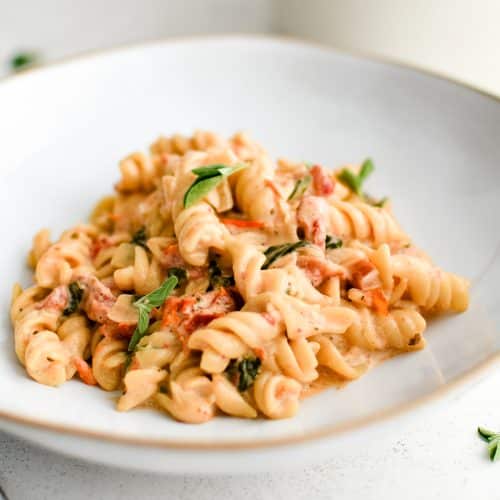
1,0 -> 499,94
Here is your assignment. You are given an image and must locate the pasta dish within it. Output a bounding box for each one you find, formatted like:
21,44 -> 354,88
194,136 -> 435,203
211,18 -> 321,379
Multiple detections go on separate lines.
10,131 -> 469,423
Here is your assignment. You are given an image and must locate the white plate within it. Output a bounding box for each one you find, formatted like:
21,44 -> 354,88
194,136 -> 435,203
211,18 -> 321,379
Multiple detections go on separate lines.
0,36 -> 499,475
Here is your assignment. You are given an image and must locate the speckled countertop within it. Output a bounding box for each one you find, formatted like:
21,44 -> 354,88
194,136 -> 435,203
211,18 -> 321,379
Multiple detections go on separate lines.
1,368 -> 500,500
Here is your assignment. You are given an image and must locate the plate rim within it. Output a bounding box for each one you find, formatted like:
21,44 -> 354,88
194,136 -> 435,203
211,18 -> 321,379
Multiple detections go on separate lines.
1,34 -> 499,450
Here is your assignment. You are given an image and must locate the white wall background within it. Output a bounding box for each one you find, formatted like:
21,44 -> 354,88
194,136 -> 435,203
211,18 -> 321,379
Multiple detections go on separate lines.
276,0 -> 500,95
1,0 -> 499,94
0,0 -> 274,73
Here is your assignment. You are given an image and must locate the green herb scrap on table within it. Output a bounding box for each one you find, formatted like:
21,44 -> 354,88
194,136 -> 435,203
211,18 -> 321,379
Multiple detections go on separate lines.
9,51 -> 39,72
478,427 -> 500,461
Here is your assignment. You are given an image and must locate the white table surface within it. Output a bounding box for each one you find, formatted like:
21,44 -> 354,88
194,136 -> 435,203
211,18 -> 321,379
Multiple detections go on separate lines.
1,366 -> 500,500
1,2 -> 500,499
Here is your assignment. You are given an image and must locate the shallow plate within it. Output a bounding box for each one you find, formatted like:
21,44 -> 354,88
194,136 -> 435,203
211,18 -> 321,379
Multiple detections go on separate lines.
0,36 -> 499,474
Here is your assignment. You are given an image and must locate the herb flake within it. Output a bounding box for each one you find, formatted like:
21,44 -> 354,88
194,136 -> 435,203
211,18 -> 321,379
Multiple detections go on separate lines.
10,52 -> 38,72
130,227 -> 147,248
63,282 -> 84,316
262,240 -> 309,269
288,175 -> 312,201
325,235 -> 343,249
364,194 -> 388,208
226,357 -> 261,392
208,260 -> 235,290
373,196 -> 388,208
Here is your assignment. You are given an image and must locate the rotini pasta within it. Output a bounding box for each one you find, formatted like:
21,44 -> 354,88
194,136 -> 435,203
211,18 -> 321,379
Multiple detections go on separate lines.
10,131 -> 469,423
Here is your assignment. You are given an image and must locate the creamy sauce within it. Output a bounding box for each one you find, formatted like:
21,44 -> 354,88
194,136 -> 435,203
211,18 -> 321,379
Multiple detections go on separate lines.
302,350 -> 395,399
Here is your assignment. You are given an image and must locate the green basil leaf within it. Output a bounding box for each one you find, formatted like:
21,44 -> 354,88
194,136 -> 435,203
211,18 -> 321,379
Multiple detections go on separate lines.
135,275 -> 178,310
138,304 -> 151,331
489,439 -> 500,461
123,353 -> 133,372
128,307 -> 150,352
358,158 -> 374,183
216,164 -> 246,177
337,158 -> 375,199
325,235 -> 343,249
337,169 -> 361,196
184,164 -> 246,208
183,174 -> 224,208
191,163 -> 246,178
288,175 -> 312,201
262,240 -> 309,269
128,276 -> 178,353
477,427 -> 500,461
478,427 -> 498,442
191,165 -> 228,177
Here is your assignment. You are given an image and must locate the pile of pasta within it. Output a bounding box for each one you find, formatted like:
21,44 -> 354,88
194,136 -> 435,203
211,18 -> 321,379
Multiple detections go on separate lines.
10,131 -> 469,423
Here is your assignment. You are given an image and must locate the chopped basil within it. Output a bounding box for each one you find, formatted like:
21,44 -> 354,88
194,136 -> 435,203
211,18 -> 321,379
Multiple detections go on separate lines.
130,227 -> 147,248
167,267 -> 187,285
226,357 -> 261,392
63,282 -> 84,316
262,240 -> 309,269
364,193 -> 388,208
325,235 -> 343,249
358,158 -> 374,183
127,276 -> 178,353
337,158 -> 374,199
288,175 -> 312,201
373,196 -> 388,208
478,427 -> 500,461
208,260 -> 235,290
183,164 -> 246,208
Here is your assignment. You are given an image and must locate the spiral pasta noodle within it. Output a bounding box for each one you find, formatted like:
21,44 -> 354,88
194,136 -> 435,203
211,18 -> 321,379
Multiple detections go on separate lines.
345,306 -> 427,352
11,285 -> 72,386
233,153 -> 297,241
253,371 -> 302,419
116,152 -> 157,193
188,310 -> 282,373
92,337 -> 128,391
390,255 -> 469,312
326,199 -> 409,246
113,244 -> 164,295
57,314 -> 92,378
156,366 -> 216,424
35,226 -> 95,288
10,130 -> 470,423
